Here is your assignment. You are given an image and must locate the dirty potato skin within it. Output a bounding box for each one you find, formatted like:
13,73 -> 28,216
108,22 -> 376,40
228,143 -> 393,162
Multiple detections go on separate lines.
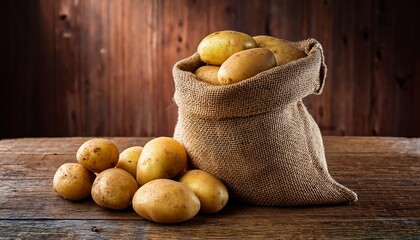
194,65 -> 221,85
116,146 -> 143,178
197,30 -> 257,65
179,170 -> 229,213
253,35 -> 306,66
53,163 -> 96,201
91,168 -> 138,210
76,138 -> 119,173
132,179 -> 200,224
218,48 -> 276,85
137,137 -> 187,186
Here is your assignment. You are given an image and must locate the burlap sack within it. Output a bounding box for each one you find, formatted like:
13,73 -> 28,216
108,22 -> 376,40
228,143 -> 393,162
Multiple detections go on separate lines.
172,38 -> 357,206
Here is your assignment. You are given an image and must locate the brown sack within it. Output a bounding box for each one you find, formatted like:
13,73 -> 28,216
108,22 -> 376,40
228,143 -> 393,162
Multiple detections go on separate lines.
172,39 -> 357,206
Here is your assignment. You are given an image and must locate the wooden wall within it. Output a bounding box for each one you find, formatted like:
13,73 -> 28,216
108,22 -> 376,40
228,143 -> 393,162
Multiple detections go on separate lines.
1,0 -> 419,138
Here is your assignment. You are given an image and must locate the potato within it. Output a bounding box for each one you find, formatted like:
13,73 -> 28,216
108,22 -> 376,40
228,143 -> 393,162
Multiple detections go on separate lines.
179,170 -> 229,213
53,163 -> 96,201
194,65 -> 221,85
76,138 -> 119,173
253,35 -> 306,66
137,137 -> 187,186
218,48 -> 276,85
132,179 -> 200,224
91,168 -> 138,210
197,30 -> 257,65
116,146 -> 143,178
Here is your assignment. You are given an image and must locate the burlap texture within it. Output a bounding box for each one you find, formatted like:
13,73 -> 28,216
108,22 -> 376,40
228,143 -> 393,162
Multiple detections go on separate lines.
172,39 -> 357,206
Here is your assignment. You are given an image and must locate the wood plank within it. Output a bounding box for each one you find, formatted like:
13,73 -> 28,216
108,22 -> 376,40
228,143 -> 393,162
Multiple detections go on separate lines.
0,1 -> 29,138
0,137 -> 152,154
389,0 -> 420,137
0,165 -> 418,213
371,0 -> 420,137
0,137 -> 418,221
351,0 -> 374,136
32,0 -> 57,137
54,0 -> 85,136
235,0 -> 270,36
119,0 -> 158,136
1,0 -> 420,138
207,0 -> 236,32
80,0 -> 110,136
303,0 -> 374,136
266,0 -> 305,41
324,136 -> 420,155
1,173 -> 418,220
0,218 -> 419,239
302,0 -> 334,135
2,136 -> 419,155
0,0 -> 56,138
327,0 -> 373,136
160,0 -> 184,137
0,137 -> 418,238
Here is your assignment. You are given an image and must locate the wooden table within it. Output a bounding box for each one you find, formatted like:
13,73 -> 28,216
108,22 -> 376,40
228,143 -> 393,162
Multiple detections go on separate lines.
0,137 -> 419,239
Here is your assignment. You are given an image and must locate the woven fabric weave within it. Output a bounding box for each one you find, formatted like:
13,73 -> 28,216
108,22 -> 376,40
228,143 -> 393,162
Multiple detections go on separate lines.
172,39 -> 357,206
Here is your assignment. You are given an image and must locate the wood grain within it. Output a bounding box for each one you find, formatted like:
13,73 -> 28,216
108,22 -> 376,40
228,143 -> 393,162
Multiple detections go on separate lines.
0,219 -> 418,239
0,0 -> 419,138
0,137 -> 419,238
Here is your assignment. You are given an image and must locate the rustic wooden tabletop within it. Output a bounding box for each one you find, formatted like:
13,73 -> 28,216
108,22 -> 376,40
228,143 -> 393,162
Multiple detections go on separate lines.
0,137 -> 419,239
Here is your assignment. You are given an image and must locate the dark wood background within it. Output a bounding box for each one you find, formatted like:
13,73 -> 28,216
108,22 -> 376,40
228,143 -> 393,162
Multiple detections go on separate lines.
1,0 -> 419,139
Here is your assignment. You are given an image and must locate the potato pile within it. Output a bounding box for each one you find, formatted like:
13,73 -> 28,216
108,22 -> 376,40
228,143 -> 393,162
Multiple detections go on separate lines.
195,30 -> 306,85
53,137 -> 229,224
